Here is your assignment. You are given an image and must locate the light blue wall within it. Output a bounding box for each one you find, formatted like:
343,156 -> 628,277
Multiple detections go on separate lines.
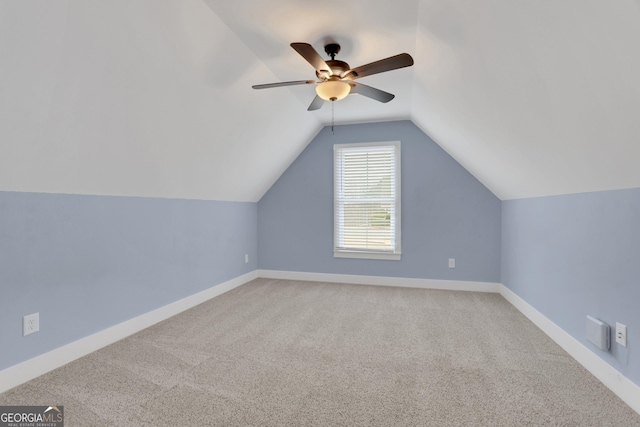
502,188 -> 640,386
258,120 -> 501,282
0,191 -> 257,371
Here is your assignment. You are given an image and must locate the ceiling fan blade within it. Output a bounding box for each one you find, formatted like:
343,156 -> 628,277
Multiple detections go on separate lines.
307,95 -> 325,111
343,53 -> 414,80
252,80 -> 316,90
291,43 -> 331,74
348,82 -> 395,103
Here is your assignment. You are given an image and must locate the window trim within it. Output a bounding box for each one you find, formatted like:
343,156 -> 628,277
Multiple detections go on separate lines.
333,141 -> 401,261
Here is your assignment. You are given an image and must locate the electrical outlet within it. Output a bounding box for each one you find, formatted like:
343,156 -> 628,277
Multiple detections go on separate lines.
244,254 -> 249,264
23,313 -> 39,336
616,323 -> 627,347
448,258 -> 455,268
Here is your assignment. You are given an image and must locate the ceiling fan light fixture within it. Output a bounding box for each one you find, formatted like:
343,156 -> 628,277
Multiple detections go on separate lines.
316,80 -> 351,101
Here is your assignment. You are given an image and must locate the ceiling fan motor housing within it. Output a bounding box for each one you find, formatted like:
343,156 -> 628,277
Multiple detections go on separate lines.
317,60 -> 351,79
316,43 -> 351,79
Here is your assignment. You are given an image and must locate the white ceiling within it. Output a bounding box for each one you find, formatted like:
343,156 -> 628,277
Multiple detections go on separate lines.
2,0 -> 640,202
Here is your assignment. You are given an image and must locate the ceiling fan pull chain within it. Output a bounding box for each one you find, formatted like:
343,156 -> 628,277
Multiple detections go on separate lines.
332,100 -> 335,135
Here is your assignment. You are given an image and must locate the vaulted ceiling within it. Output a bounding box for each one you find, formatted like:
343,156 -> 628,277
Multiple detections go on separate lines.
2,0 -> 640,202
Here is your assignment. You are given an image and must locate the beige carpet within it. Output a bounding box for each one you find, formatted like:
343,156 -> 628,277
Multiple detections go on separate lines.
1,278 -> 639,426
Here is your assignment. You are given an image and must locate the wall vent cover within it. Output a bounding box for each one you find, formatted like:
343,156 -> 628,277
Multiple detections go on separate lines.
586,315 -> 610,351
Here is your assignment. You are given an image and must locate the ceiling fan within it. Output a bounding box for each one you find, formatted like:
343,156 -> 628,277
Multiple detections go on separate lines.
252,42 -> 414,111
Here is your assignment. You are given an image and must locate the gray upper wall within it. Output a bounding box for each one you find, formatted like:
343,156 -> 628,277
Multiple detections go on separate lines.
258,120 -> 501,283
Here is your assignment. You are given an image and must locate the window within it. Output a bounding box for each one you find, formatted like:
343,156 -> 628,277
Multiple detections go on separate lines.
334,141 -> 401,260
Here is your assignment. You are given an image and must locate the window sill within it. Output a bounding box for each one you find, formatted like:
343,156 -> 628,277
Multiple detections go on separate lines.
334,251 -> 401,261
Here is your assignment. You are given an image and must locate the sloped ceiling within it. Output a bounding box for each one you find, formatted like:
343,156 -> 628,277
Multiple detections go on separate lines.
2,0 -> 640,202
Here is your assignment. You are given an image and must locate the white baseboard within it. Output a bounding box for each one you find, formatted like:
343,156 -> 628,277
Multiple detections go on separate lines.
0,270 -> 258,394
256,269 -> 500,292
498,284 -> 640,415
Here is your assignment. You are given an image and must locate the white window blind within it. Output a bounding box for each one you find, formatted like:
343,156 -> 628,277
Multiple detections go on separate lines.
334,141 -> 401,260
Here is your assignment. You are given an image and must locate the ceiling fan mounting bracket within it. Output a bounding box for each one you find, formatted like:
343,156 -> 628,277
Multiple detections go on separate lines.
324,43 -> 341,60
